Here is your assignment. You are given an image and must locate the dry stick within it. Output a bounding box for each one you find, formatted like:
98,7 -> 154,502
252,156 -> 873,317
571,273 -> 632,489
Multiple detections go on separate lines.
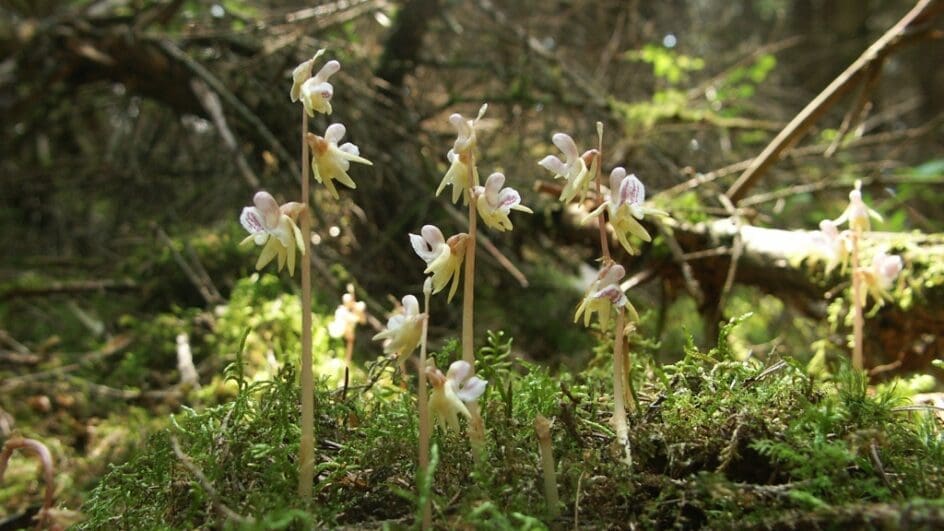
299,111 -> 316,500
824,64 -> 881,159
851,228 -> 864,371
170,436 -> 251,525
463,151 -> 486,460
418,281 -> 432,531
155,224 -> 222,305
725,0 -> 944,203
0,438 -> 55,530
190,78 -> 260,188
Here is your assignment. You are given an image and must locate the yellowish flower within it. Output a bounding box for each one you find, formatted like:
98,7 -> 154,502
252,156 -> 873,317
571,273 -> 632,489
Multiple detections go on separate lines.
290,49 -> 341,116
587,168 -> 667,255
239,191 -> 305,276
328,285 -> 367,339
307,123 -> 372,199
810,219 -> 849,275
474,172 -> 533,232
538,132 -> 598,203
372,295 -> 424,362
859,251 -> 903,307
410,225 -> 469,301
574,263 -> 638,329
426,360 -> 488,432
436,105 -> 487,204
834,181 -> 882,232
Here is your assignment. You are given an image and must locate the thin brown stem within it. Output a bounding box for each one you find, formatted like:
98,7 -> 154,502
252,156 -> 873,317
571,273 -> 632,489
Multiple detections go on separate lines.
418,282 -> 432,530
851,228 -> 864,371
612,306 -> 631,466
463,152 -> 485,459
299,111 -> 315,499
0,438 -> 55,530
594,122 -> 611,261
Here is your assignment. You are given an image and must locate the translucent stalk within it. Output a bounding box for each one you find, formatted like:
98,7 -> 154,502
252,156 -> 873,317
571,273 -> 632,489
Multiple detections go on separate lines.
851,228 -> 864,371
418,281 -> 432,530
463,151 -> 485,458
613,306 -> 631,466
299,111 -> 315,499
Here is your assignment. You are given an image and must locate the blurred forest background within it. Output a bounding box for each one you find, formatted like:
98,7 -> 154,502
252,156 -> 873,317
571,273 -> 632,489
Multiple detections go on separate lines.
1,0 -> 943,523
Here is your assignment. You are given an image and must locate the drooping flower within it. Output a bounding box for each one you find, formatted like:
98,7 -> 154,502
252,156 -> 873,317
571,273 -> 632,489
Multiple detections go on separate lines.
372,295 -> 424,362
586,168 -> 667,255
834,181 -> 882,232
426,360 -> 488,432
410,225 -> 470,301
474,172 -> 533,232
328,284 -> 367,339
538,132 -> 598,204
436,105 -> 487,204
810,219 -> 849,274
307,123 -> 372,199
860,251 -> 903,306
574,263 -> 638,329
290,49 -> 341,116
239,191 -> 305,276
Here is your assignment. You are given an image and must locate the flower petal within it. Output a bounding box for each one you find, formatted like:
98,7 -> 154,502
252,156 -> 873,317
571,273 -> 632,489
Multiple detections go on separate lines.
456,376 -> 488,403
551,133 -> 579,161
446,360 -> 473,383
253,191 -> 281,229
324,123 -> 346,144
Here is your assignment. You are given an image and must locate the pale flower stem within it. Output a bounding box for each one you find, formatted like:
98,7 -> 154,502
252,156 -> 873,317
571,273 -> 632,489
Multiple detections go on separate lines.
594,123 -> 611,262
534,415 -> 560,519
851,228 -> 864,371
299,110 -> 316,500
623,326 -> 636,413
463,151 -> 485,459
613,306 -> 631,466
418,288 -> 432,531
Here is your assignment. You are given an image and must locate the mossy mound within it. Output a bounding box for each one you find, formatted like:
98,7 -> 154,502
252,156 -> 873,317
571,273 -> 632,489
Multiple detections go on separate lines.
78,325 -> 944,529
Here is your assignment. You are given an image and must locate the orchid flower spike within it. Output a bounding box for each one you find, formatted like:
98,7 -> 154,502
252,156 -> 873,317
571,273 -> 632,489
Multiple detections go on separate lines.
371,294 -> 424,362
834,180 -> 882,232
474,172 -> 533,232
587,168 -> 667,255
291,49 -> 341,116
811,219 -> 849,275
574,262 -> 639,329
860,250 -> 903,307
410,225 -> 470,301
328,284 -> 367,339
426,360 -> 488,432
538,132 -> 598,204
239,191 -> 306,276
307,123 -> 372,199
436,104 -> 488,204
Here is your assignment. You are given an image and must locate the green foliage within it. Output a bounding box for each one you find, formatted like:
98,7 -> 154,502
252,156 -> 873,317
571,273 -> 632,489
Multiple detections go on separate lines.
625,44 -> 705,85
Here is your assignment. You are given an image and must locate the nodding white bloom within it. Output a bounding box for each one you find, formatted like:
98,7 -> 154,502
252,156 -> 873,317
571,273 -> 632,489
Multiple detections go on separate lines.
371,295 -> 424,362
307,124 -> 372,199
290,50 -> 341,116
328,285 -> 367,339
436,105 -> 487,204
538,132 -> 598,204
574,263 -> 638,329
834,181 -> 882,232
426,360 -> 487,432
474,172 -> 533,232
410,225 -> 470,302
860,251 -> 903,306
239,191 -> 305,276
811,219 -> 849,274
587,168 -> 667,255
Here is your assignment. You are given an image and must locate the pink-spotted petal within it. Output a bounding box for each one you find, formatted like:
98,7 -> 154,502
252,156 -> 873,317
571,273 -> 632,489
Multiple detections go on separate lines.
240,207 -> 265,235
619,174 -> 645,206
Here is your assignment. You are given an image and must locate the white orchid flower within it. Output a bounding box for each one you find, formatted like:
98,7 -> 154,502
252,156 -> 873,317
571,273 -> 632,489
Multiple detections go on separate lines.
860,251 -> 903,306
290,49 -> 341,116
436,105 -> 487,204
410,225 -> 469,302
239,191 -> 305,276
371,295 -> 424,362
328,286 -> 367,339
587,168 -> 667,255
538,132 -> 598,204
574,263 -> 638,329
474,172 -> 533,232
810,219 -> 849,275
834,181 -> 882,232
426,360 -> 488,432
307,123 -> 372,199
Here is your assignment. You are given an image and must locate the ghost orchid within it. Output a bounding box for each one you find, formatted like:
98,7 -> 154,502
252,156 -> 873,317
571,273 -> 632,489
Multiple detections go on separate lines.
834,181 -> 882,232
474,172 -> 533,232
328,288 -> 367,339
574,263 -> 638,329
292,51 -> 341,116
306,123 -> 372,199
436,105 -> 488,204
426,360 -> 488,432
811,219 -> 849,274
538,132 -> 598,204
860,251 -> 903,306
410,225 -> 470,301
239,191 -> 305,276
372,295 -> 424,363
587,168 -> 667,255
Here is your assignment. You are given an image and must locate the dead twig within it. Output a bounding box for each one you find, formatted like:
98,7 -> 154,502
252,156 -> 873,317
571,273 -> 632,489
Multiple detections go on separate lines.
0,438 -> 56,530
171,436 -> 252,525
154,224 -> 224,306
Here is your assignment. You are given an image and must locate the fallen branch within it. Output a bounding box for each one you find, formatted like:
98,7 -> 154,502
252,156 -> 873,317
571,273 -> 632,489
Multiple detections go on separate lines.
0,438 -> 55,530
